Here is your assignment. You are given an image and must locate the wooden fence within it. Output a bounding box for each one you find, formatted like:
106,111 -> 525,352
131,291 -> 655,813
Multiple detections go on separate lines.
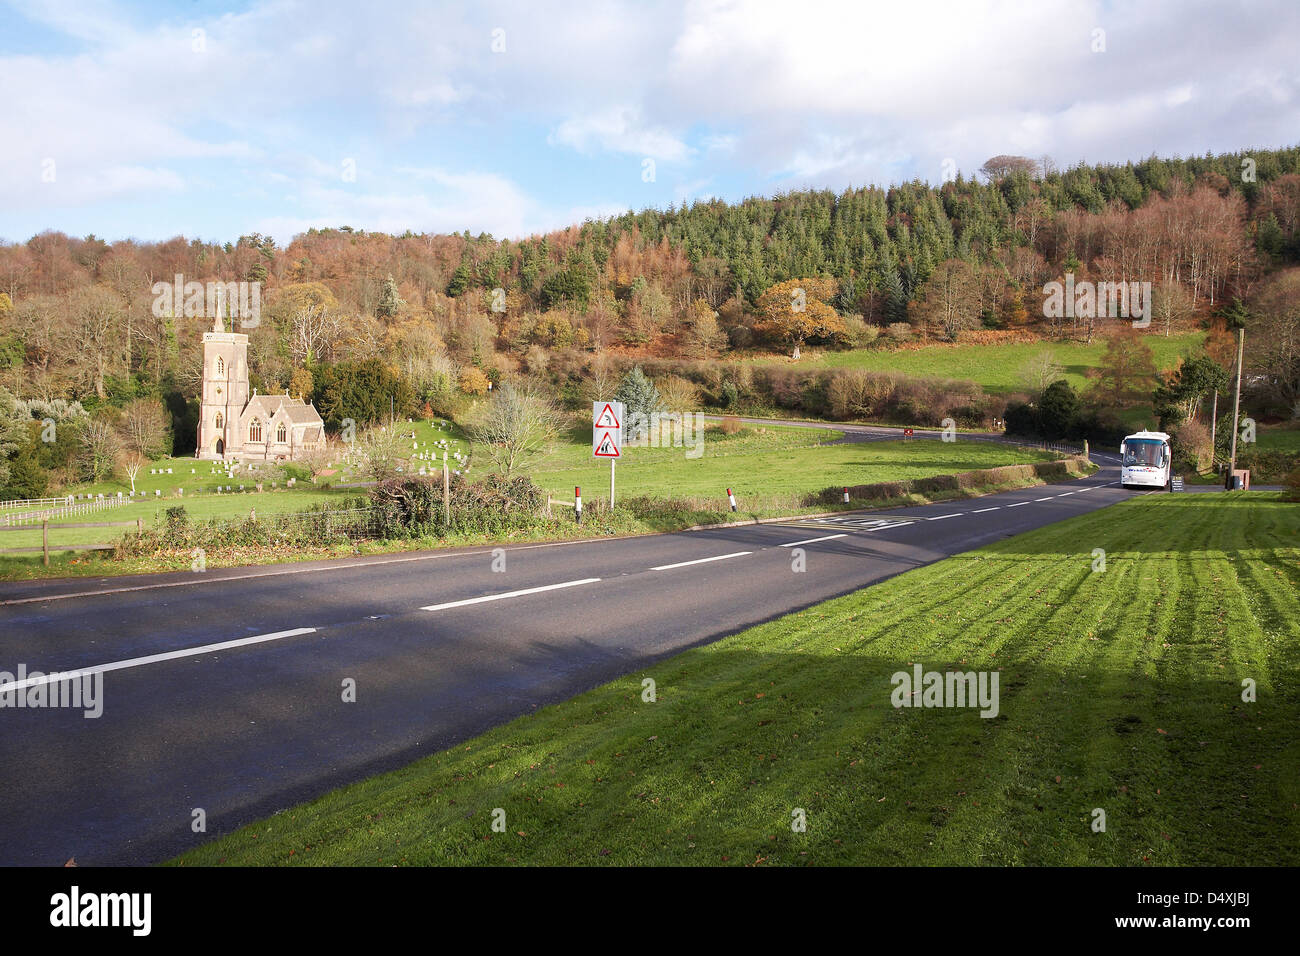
0,495 -> 73,512
0,517 -> 144,566
1,496 -> 134,527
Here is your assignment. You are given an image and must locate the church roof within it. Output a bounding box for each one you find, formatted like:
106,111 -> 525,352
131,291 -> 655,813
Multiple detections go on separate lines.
243,393 -> 323,426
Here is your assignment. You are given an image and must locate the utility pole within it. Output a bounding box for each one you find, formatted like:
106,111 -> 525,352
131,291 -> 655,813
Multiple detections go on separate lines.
1226,327 -> 1245,489
1209,390 -> 1218,472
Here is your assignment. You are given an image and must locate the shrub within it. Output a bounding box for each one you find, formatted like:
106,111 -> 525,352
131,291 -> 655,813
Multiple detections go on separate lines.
459,367 -> 491,395
885,322 -> 913,343
1169,419 -> 1211,473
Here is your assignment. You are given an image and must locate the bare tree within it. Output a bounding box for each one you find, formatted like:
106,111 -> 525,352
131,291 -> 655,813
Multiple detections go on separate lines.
121,397 -> 171,458
1020,350 -> 1064,396
913,260 -> 980,339
122,452 -> 145,494
1152,278 -> 1195,337
980,155 -> 1039,182
68,286 -> 122,399
359,425 -> 410,483
470,380 -> 561,476
585,353 -> 620,403
79,417 -> 120,482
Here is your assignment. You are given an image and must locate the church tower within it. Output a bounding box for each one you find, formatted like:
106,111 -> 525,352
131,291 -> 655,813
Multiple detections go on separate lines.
196,313 -> 250,459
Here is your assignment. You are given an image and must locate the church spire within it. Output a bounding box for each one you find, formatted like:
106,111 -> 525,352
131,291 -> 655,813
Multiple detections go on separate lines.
213,312 -> 224,333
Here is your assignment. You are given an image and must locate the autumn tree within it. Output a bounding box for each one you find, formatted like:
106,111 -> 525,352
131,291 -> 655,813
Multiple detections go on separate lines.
1086,329 -> 1159,408
756,278 -> 845,357
459,366 -> 490,396
913,260 -> 981,340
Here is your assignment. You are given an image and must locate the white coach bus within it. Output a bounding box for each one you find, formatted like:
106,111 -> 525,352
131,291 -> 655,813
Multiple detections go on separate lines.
1120,430 -> 1172,490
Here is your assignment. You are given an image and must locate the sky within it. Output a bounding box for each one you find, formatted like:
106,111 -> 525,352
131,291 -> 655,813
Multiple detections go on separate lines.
1,0 -> 1297,246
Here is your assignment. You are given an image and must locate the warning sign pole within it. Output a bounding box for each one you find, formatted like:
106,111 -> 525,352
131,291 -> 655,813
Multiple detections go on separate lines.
610,457 -> 616,510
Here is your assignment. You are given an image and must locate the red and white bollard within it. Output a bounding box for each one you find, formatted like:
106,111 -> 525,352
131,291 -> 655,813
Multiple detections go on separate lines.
843,486 -> 850,504
727,488 -> 738,512
575,486 -> 582,523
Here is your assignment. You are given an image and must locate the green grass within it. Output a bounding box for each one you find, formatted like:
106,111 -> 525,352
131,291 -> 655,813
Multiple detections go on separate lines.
527,426 -> 1054,501
755,333 -> 1204,395
174,491 -> 1300,866
1256,425 -> 1300,454
0,420 -> 1061,578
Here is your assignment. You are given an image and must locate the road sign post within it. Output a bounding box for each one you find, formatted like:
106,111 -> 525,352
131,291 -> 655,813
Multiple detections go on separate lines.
593,401 -> 624,509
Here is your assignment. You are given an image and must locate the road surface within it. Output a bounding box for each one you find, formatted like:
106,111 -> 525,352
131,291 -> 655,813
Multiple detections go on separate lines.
1,449 -> 1148,865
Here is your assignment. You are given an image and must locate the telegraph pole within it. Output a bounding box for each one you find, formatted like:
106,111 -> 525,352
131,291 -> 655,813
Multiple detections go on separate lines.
1226,327 -> 1245,488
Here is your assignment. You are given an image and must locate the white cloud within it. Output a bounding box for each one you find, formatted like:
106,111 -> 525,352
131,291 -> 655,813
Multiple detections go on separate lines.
550,107 -> 693,162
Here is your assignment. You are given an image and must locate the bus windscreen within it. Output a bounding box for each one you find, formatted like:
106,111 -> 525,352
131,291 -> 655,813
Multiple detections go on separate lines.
1123,440 -> 1164,467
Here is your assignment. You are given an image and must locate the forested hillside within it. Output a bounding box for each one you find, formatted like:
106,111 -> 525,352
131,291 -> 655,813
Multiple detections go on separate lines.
2,146 -> 1299,496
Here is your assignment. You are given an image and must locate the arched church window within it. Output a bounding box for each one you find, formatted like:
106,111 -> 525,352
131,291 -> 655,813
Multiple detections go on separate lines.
250,419 -> 262,443
216,356 -> 225,377
276,422 -> 287,443
215,412 -> 224,430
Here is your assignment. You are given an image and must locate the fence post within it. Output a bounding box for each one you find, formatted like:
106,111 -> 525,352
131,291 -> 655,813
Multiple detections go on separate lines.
442,452 -> 450,529
42,519 -> 49,566
137,518 -> 143,536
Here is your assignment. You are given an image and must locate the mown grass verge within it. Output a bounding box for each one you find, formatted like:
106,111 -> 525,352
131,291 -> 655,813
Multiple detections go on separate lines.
172,489 -> 1297,867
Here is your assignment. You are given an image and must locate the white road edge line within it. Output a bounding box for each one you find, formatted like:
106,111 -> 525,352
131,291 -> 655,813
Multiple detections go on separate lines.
421,577 -> 601,611
0,627 -> 318,692
971,507 -> 1001,513
779,534 -> 848,548
1034,496 -> 1055,502
1006,501 -> 1029,508
925,514 -> 963,520
651,552 -> 752,571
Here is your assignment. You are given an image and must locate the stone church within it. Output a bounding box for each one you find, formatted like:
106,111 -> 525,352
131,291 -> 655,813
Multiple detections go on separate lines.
196,315 -> 326,461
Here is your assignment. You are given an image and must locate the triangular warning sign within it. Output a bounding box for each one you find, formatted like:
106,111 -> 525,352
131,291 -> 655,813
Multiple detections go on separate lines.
595,403 -> 621,428
594,430 -> 620,457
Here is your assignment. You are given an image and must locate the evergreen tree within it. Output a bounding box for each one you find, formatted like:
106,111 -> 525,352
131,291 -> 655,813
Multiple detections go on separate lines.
614,366 -> 663,440
376,274 -> 403,319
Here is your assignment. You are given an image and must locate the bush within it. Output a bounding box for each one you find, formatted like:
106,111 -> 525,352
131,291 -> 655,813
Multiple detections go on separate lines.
1169,419 -> 1211,473
885,322 -> 913,343
369,472 -> 548,538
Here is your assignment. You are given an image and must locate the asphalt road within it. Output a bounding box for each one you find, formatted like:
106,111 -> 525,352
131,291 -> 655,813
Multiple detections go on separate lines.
1,451 -> 1151,865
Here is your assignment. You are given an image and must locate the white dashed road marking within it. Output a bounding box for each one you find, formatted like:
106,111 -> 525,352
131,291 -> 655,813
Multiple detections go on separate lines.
422,578 -> 601,611
651,552 -> 751,572
0,628 -> 319,691
779,534 -> 848,548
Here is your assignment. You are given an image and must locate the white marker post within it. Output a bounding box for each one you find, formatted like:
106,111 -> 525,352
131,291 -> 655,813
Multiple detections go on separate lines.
727,488 -> 738,512
593,401 -> 624,511
575,485 -> 582,524
843,486 -> 850,504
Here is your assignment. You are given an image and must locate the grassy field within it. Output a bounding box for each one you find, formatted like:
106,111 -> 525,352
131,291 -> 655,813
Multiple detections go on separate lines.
758,332 -> 1203,395
527,425 -> 1054,501
1257,425 -> 1300,454
174,491 -> 1299,866
2,421 -> 1055,574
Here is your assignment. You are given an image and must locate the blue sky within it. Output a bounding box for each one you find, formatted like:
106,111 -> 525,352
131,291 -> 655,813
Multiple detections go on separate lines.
2,0 -> 1297,246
